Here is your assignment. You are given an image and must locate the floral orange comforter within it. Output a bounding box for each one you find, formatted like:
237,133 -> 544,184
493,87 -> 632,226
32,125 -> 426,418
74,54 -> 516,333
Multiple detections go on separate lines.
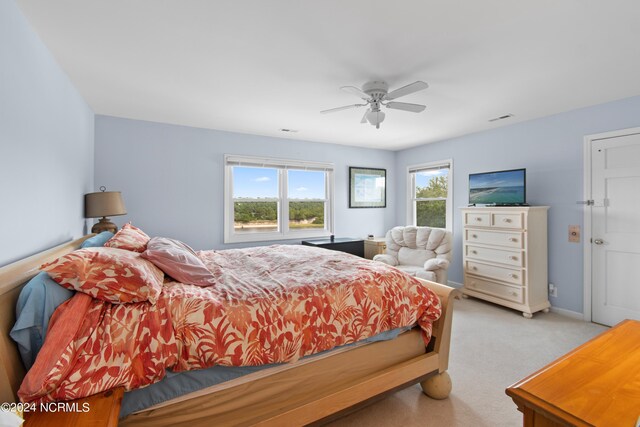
19,245 -> 441,403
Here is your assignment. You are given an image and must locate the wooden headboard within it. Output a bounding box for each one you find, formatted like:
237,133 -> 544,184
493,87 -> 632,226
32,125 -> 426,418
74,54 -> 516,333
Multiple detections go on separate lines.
0,236 -> 90,403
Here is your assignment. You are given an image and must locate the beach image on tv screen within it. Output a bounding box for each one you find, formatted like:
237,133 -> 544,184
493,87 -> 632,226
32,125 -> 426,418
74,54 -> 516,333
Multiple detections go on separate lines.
469,170 -> 524,204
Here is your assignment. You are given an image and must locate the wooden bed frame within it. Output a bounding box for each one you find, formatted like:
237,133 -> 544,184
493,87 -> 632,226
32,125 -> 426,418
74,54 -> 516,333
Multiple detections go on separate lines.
0,236 -> 459,426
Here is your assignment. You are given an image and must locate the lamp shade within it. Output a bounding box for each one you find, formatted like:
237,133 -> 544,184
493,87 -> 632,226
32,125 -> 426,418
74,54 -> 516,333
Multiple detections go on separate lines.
85,191 -> 127,218
366,110 -> 385,126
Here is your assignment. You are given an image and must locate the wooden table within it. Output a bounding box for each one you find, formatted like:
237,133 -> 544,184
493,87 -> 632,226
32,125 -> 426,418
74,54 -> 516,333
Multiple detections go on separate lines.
364,237 -> 387,260
506,319 -> 640,426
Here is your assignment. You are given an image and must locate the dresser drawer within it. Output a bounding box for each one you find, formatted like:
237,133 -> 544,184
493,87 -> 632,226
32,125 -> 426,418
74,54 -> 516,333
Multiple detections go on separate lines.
465,260 -> 523,285
465,245 -> 524,267
491,212 -> 523,229
465,275 -> 524,303
464,212 -> 490,227
464,229 -> 524,249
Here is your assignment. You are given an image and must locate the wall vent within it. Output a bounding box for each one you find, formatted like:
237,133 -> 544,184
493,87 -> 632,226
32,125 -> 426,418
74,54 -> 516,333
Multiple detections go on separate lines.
488,114 -> 514,122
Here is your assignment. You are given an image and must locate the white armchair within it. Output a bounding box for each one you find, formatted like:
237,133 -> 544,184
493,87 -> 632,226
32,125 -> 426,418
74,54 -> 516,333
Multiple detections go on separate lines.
373,226 -> 452,284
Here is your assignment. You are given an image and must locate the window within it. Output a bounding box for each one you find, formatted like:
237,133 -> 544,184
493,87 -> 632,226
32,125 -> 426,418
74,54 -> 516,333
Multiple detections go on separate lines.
224,155 -> 334,243
407,160 -> 452,230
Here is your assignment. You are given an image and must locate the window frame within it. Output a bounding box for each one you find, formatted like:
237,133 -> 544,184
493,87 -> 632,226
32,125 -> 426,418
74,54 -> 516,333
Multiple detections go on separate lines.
224,155 -> 334,243
406,159 -> 453,231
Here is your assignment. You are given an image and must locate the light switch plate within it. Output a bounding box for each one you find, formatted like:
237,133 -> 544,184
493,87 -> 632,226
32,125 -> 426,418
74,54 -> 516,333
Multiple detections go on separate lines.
569,225 -> 580,243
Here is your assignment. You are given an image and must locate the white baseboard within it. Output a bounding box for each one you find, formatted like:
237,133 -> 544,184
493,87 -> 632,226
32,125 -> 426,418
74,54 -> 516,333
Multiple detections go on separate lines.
549,306 -> 584,320
450,280 -> 585,320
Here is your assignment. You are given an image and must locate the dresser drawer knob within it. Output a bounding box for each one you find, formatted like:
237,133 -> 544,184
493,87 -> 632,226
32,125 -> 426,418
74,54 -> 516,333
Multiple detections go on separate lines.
502,218 -> 512,223
475,217 -> 482,221
511,291 -> 518,296
510,274 -> 518,279
471,250 -> 478,254
509,237 -> 518,242
509,256 -> 518,261
471,266 -> 478,271
472,234 -> 478,238
470,282 -> 476,287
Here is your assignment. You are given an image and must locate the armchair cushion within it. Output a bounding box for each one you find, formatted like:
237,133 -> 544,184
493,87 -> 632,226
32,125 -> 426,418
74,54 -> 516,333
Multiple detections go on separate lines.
415,269 -> 437,282
398,248 -> 430,267
376,225 -> 452,285
372,253 -> 398,266
424,258 -> 450,271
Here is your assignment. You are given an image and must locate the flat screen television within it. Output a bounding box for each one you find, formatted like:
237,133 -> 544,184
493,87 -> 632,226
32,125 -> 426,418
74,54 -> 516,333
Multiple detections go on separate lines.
469,168 -> 526,205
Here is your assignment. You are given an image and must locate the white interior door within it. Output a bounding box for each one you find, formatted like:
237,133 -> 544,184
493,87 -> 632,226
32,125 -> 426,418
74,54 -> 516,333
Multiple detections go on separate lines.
591,132 -> 640,326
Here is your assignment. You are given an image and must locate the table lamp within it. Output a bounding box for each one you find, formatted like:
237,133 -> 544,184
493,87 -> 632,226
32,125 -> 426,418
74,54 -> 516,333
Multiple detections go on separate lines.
84,186 -> 127,234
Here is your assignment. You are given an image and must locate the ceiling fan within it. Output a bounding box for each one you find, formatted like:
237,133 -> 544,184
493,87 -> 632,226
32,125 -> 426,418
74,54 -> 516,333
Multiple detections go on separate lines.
320,81 -> 428,129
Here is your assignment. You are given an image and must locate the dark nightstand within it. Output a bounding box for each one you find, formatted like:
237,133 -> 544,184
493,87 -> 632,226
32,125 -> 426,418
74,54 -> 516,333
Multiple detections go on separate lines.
301,237 -> 365,257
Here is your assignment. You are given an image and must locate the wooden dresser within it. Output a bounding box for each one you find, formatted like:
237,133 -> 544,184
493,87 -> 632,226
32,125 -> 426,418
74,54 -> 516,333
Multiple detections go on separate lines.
461,206 -> 550,318
506,320 -> 640,426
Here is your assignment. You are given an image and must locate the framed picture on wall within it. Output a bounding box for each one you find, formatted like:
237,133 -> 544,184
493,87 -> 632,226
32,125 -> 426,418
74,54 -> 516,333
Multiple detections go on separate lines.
349,167 -> 386,208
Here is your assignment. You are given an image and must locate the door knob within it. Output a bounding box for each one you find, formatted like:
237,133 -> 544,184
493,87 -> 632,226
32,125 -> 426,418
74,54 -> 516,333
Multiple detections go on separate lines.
593,239 -> 604,245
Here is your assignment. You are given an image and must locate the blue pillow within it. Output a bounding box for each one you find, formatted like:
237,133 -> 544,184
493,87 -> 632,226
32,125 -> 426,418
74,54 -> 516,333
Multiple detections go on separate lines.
80,231 -> 114,248
10,272 -> 74,370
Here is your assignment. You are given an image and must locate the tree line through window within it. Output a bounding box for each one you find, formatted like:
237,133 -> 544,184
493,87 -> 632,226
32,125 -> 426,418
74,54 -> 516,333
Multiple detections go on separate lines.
234,201 -> 325,232
410,162 -> 451,229
225,157 -> 333,243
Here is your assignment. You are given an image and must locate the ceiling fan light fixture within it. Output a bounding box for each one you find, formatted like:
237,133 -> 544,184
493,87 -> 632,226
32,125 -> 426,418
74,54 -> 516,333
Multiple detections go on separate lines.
366,110 -> 385,128
322,80 -> 427,129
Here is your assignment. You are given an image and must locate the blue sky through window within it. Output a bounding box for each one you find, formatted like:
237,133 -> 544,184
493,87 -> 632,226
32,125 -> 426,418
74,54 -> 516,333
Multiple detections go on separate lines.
416,168 -> 448,188
233,167 -> 325,199
288,170 -> 325,199
232,167 -> 278,198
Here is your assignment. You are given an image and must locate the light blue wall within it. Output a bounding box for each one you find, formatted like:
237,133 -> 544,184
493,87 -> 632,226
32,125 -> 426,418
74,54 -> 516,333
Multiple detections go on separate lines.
0,0 -> 94,267
95,96 -> 640,313
94,115 -> 396,250
395,96 -> 640,313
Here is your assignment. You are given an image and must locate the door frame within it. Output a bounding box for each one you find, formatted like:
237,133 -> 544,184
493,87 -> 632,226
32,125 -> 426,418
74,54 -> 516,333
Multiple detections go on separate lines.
582,126 -> 640,322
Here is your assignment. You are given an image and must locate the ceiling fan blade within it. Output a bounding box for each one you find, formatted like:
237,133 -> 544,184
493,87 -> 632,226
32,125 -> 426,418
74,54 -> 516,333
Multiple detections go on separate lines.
360,109 -> 370,123
320,104 -> 366,114
384,81 -> 429,100
386,102 -> 426,113
341,86 -> 370,100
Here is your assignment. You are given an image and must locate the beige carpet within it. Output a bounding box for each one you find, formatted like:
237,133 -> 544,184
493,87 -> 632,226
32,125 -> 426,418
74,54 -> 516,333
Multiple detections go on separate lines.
327,296 -> 607,427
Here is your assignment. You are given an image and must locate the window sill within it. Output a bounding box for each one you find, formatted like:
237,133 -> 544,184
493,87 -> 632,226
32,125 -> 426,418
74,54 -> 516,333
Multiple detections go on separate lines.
224,229 -> 333,244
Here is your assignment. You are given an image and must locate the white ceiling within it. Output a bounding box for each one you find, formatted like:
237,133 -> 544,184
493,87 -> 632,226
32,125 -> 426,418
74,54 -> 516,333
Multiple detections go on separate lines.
16,0 -> 640,150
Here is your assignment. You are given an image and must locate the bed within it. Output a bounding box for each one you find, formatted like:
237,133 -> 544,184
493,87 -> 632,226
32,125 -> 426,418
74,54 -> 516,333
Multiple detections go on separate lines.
0,235 -> 459,426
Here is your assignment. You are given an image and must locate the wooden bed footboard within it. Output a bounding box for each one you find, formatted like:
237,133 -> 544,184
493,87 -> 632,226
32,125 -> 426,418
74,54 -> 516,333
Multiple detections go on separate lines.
0,238 -> 459,426
122,278 -> 459,426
